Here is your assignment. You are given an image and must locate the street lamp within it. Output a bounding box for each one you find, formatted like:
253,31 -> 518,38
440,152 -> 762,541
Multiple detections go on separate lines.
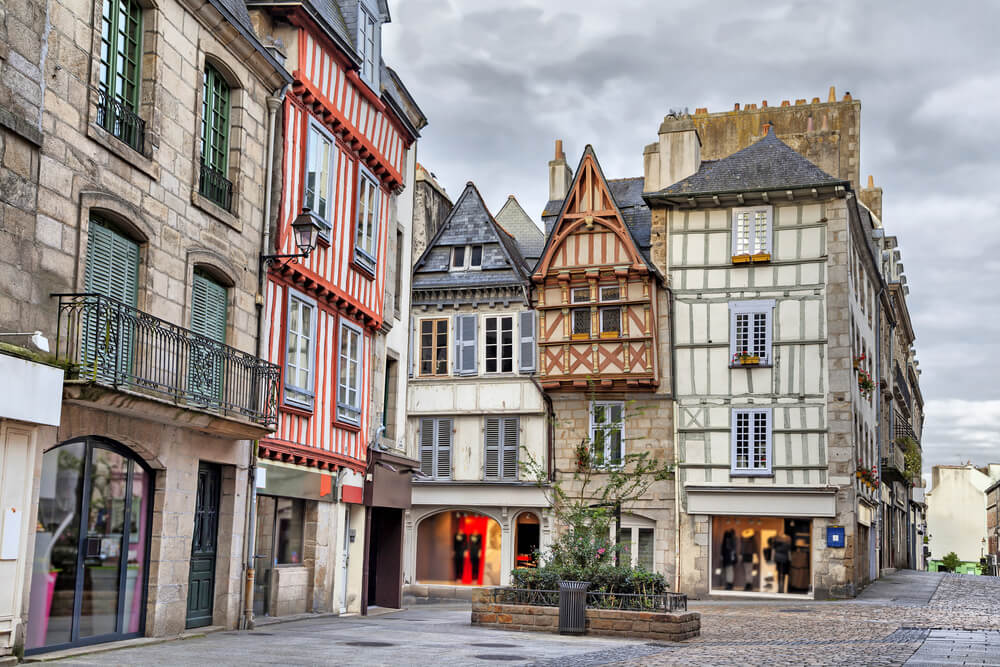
260,208 -> 323,269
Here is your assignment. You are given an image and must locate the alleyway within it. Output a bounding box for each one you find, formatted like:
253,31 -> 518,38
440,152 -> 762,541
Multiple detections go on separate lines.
36,571 -> 1000,666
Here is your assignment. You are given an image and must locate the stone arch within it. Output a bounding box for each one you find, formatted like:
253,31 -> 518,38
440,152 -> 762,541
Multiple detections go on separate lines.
414,509 -> 503,586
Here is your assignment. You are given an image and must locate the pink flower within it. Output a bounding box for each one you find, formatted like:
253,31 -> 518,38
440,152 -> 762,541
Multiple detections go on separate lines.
597,548 -> 606,555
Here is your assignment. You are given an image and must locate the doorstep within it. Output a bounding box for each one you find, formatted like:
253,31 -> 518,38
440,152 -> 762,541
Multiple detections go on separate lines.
23,626 -> 226,662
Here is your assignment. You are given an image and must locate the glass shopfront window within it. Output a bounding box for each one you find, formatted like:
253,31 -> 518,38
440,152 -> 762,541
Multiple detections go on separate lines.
514,513 -> 540,569
416,511 -> 501,586
711,516 -> 812,594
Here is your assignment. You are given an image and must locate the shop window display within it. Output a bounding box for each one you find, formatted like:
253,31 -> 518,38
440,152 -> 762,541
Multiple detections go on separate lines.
514,513 -> 540,569
711,516 -> 811,594
416,511 -> 501,586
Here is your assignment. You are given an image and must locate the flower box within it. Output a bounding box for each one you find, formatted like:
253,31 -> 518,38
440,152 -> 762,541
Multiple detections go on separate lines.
731,254 -> 752,264
739,355 -> 761,366
750,252 -> 771,263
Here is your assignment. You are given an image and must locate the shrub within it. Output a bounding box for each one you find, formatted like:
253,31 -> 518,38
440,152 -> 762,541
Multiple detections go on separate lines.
510,562 -> 668,596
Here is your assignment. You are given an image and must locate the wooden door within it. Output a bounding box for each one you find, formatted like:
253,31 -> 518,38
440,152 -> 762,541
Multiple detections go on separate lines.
186,462 -> 220,628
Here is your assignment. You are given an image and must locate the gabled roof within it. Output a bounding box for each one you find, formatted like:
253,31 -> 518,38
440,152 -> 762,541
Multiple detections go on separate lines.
495,196 -> 544,264
412,182 -> 531,292
651,126 -> 847,197
535,145 -> 662,282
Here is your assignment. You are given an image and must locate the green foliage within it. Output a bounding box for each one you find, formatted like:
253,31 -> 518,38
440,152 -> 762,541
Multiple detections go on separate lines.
510,562 -> 668,596
898,436 -> 922,482
941,551 -> 962,571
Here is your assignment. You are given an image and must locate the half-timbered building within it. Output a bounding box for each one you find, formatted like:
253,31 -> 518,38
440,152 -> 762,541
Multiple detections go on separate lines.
404,183 -> 550,596
643,114 -> 876,598
247,0 -> 424,617
534,143 -> 676,580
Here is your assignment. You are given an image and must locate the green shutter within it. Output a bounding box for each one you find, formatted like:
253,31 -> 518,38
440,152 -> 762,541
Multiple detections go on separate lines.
83,217 -> 139,380
189,271 -> 227,404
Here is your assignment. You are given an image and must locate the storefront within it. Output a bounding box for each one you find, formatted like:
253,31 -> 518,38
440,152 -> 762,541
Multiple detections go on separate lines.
252,461 -> 335,618
711,516 -> 812,594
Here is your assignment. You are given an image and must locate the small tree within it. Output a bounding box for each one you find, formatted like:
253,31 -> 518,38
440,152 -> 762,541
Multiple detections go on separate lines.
940,551 -> 961,572
898,436 -> 921,483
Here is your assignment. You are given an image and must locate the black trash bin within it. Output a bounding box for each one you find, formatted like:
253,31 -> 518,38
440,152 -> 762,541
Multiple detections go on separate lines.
558,580 -> 589,635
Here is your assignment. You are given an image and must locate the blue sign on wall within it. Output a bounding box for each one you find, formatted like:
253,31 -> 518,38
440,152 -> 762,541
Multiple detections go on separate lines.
827,525 -> 846,548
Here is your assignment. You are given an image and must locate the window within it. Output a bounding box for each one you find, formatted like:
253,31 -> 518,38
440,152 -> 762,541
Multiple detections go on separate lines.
454,313 -> 477,376
98,0 -> 143,151
419,417 -> 452,479
590,401 -> 624,467
572,308 -> 591,338
484,416 -> 519,480
518,310 -> 536,373
485,315 -> 513,373
600,307 -> 621,337
571,287 -> 591,303
285,293 -> 316,409
729,300 -> 775,365
393,228 -> 404,315
599,285 -> 620,302
355,166 -> 379,273
304,123 -> 335,237
337,321 -> 363,425
189,270 -> 228,401
274,497 -> 304,564
199,64 -> 232,209
451,245 -> 483,270
617,526 -> 655,571
383,357 -> 398,440
731,206 -> 772,258
419,318 -> 449,376
731,408 -> 772,475
358,5 -> 377,84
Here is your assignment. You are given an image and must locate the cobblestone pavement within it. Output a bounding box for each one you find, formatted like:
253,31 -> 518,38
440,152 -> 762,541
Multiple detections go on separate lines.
42,571 -> 1000,666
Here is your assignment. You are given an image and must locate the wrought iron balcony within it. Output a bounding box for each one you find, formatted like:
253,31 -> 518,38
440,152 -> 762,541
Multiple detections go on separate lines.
95,87 -> 145,154
53,293 -> 279,427
895,411 -> 919,443
199,160 -> 233,211
894,362 -> 911,410
882,441 -> 907,482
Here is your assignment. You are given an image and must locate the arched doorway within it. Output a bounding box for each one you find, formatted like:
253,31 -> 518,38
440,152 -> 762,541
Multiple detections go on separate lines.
514,512 -> 541,570
415,511 -> 501,586
26,437 -> 153,653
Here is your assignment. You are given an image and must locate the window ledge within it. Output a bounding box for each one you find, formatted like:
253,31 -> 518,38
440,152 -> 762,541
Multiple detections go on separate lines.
280,402 -> 314,418
332,417 -> 361,433
352,256 -> 377,280
87,123 -> 159,180
729,470 -> 774,478
729,363 -> 773,369
191,190 -> 242,233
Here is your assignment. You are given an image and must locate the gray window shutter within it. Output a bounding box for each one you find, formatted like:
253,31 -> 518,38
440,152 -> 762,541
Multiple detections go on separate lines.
501,417 -> 519,480
419,417 -> 435,476
484,417 -> 500,479
84,219 -> 139,377
436,417 -> 452,478
455,314 -> 477,376
519,310 -> 536,372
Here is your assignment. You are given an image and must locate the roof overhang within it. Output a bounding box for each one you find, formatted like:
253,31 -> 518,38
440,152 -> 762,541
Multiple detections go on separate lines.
643,181 -> 849,208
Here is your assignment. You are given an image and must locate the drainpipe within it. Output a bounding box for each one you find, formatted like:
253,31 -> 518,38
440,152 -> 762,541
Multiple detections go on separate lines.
243,83 -> 288,630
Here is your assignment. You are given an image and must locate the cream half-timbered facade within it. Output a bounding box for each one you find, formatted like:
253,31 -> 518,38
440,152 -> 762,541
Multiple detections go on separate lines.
405,184 -> 550,593
645,118 -> 870,598
535,144 -> 675,580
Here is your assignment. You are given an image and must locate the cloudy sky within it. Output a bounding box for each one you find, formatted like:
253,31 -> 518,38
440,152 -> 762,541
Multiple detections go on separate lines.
383,0 -> 1000,479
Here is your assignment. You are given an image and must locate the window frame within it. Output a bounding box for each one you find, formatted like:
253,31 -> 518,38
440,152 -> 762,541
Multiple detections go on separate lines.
729,299 -> 775,367
97,0 -> 144,152
731,205 -> 773,259
418,317 -> 450,377
303,119 -> 337,239
571,286 -> 591,303
336,318 -> 364,427
358,3 -> 378,86
599,285 -> 621,302
450,244 -> 483,271
354,163 -> 380,274
599,306 -> 621,338
730,407 -> 773,476
571,308 -> 591,340
271,496 -> 306,566
484,314 -> 514,374
283,289 -> 318,410
589,401 -> 625,468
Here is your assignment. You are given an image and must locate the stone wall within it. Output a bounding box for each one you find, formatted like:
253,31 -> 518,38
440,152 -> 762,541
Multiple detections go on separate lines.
470,598 -> 700,641
411,165 -> 452,263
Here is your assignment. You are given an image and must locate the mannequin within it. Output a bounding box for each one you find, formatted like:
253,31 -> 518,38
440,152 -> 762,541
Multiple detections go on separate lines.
469,533 -> 482,581
721,529 -> 738,589
454,531 -> 467,582
771,533 -> 792,593
740,528 -> 757,591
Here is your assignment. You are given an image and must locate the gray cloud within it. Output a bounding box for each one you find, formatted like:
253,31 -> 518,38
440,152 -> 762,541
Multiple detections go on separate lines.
383,0 -> 1000,471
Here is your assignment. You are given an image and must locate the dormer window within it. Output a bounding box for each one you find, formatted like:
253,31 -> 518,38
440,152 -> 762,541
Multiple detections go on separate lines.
359,5 -> 378,85
451,245 -> 483,270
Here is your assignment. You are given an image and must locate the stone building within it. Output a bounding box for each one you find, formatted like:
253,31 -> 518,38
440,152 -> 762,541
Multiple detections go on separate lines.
404,182 -> 550,596
987,478 -> 1000,575
644,113 -> 882,598
926,464 -> 1000,573
3,0 -> 292,654
534,143 -> 676,582
411,164 -> 452,263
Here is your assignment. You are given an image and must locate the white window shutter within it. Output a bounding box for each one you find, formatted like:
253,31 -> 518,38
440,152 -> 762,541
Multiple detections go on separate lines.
502,417 -> 519,480
484,417 -> 500,479
518,310 -> 536,372
419,417 -> 435,476
436,417 -> 452,478
462,314 -> 477,375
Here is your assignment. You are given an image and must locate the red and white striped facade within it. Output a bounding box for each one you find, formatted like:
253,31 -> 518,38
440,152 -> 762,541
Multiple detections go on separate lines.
261,18 -> 416,475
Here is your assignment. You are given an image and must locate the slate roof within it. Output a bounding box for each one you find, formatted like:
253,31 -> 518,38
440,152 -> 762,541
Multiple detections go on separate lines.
205,0 -> 291,81
651,126 -> 846,197
541,176 -> 653,264
494,196 -> 544,263
412,183 -> 531,293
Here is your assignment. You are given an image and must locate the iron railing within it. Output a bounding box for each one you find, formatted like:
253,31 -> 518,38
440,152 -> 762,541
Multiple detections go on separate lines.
95,87 -> 145,154
199,160 -> 233,211
895,411 -> 918,443
54,293 -> 279,427
882,442 -> 906,479
894,363 -> 911,411
489,587 -> 687,613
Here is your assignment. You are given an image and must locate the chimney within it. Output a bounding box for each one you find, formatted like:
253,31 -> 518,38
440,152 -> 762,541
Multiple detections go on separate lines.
644,113 -> 701,191
548,140 -> 573,202
859,173 -> 883,221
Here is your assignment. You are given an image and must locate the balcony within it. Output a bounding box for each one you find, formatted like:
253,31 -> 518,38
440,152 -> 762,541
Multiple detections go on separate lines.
881,442 -> 907,483
894,362 -> 911,411
199,160 -> 233,211
895,411 -> 918,444
53,293 -> 279,431
95,87 -> 145,154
